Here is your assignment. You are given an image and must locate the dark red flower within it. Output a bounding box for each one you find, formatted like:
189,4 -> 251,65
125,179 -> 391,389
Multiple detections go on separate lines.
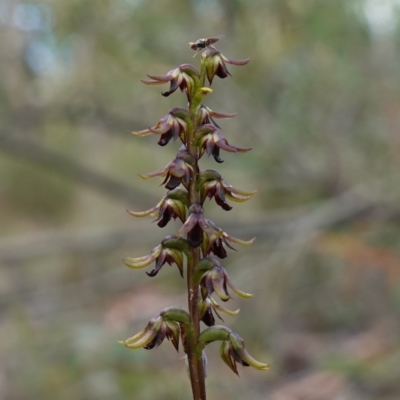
139,147 -> 195,190
127,188 -> 189,228
131,107 -> 189,146
220,333 -> 269,375
193,124 -> 252,163
199,296 -> 240,326
201,220 -> 255,259
196,104 -> 236,129
198,257 -> 254,302
202,47 -> 250,85
141,64 -> 199,100
123,240 -> 185,277
198,170 -> 257,211
177,204 -> 217,247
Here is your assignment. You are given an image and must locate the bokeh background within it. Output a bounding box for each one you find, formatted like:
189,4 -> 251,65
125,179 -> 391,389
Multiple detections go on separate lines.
1,0 -> 400,399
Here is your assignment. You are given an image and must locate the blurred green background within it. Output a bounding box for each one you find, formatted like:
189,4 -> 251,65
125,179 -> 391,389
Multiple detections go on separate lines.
1,0 -> 400,399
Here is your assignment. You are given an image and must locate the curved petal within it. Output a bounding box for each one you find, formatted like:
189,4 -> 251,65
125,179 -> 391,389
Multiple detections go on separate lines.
211,267 -> 230,301
226,275 -> 255,299
139,164 -> 170,179
123,255 -> 155,269
126,205 -> 158,218
140,79 -> 168,85
222,56 -> 250,66
211,297 -> 240,316
177,214 -> 198,237
146,74 -> 173,82
220,341 -> 239,375
130,128 -> 152,137
224,233 -> 256,246
225,192 -> 255,203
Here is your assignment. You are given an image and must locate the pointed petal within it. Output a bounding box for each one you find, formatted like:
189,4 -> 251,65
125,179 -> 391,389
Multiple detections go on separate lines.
225,192 -> 254,203
224,185 -> 258,197
146,74 -> 172,82
212,268 -> 231,301
130,128 -> 152,137
222,57 -> 250,66
226,275 -> 255,299
211,297 -> 240,316
224,233 -> 256,246
127,205 -> 158,217
140,79 -> 168,85
139,164 -> 169,179
118,327 -> 148,345
229,333 -> 269,371
206,107 -> 237,119
123,255 -> 155,269
220,341 -> 239,375
177,214 -> 198,237
124,329 -> 159,349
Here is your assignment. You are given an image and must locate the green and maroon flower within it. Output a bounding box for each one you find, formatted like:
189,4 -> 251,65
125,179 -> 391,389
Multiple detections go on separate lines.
194,124 -> 252,163
123,239 -> 184,277
199,296 -> 240,327
139,147 -> 195,190
198,256 -> 254,302
119,308 -> 190,352
201,220 -> 255,259
177,204 -> 217,247
127,188 -> 189,228
131,107 -> 189,146
196,104 -> 236,129
220,332 -> 270,375
202,47 -> 250,85
141,64 -> 199,100
118,315 -> 180,351
198,170 -> 257,211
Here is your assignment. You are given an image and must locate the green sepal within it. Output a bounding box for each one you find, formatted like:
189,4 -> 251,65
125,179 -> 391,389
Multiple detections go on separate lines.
160,306 -> 191,326
166,188 -> 190,208
181,151 -> 196,169
162,236 -> 192,259
194,256 -> 218,283
198,325 -> 232,349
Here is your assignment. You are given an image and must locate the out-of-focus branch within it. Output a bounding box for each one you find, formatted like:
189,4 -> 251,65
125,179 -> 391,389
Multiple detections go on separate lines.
0,132 -> 158,208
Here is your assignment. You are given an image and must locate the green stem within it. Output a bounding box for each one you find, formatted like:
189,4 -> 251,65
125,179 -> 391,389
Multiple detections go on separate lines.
185,66 -> 208,400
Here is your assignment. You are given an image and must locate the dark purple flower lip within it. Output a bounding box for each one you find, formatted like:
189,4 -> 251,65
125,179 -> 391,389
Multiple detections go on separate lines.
177,204 -> 218,247
199,295 -> 240,326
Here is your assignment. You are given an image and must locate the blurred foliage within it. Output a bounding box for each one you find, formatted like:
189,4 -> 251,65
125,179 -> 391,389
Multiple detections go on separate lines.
1,0 -> 400,399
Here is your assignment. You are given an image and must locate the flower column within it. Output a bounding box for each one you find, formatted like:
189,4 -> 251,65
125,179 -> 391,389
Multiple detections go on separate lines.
120,41 -> 269,400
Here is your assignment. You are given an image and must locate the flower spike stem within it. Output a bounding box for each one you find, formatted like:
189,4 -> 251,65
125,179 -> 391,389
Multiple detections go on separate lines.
121,38 -> 266,400
185,61 -> 208,400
